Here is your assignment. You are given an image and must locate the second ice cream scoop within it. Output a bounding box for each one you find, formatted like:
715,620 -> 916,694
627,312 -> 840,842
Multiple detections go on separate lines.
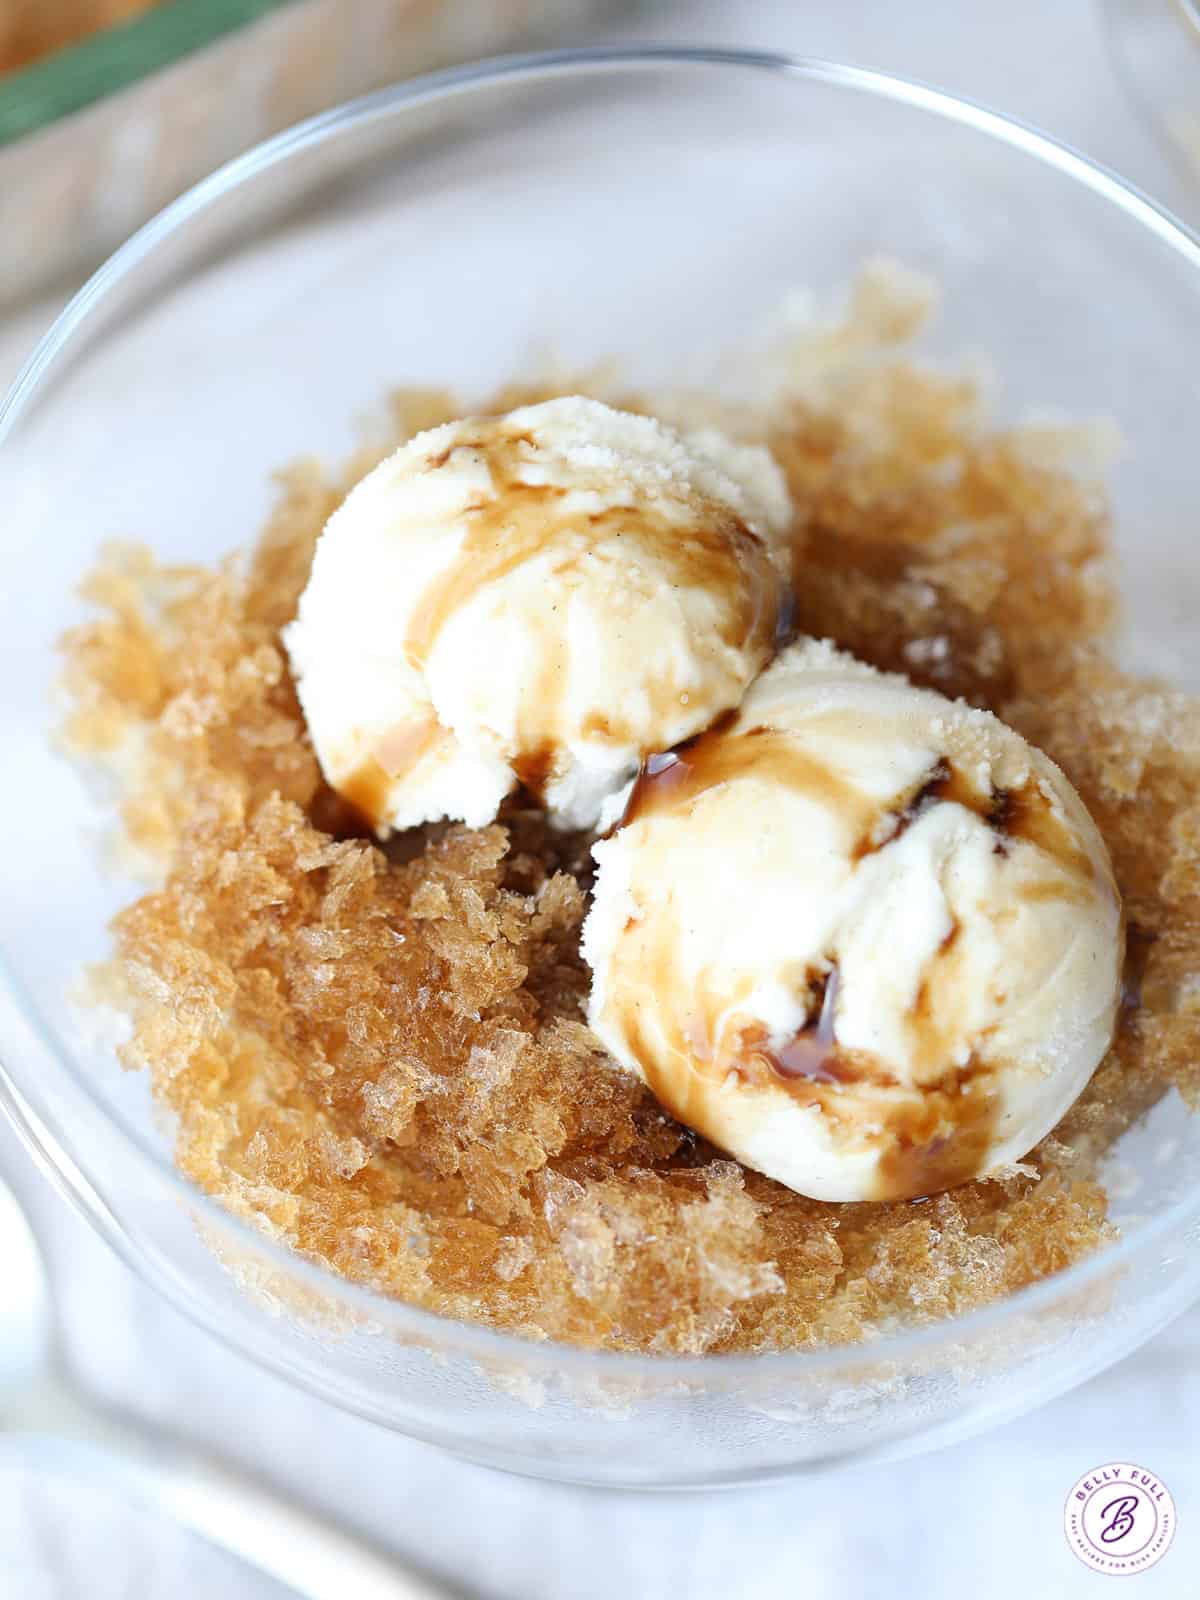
583,640 -> 1124,1202
285,397 -> 791,833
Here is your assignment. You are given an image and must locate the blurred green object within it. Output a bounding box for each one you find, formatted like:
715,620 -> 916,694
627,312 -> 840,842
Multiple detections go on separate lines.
0,0 -> 289,146
0,0 -> 633,305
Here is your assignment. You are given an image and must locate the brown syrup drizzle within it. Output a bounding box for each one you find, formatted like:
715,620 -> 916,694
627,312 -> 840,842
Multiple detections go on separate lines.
337,756 -> 394,834
406,427 -> 778,789
308,782 -> 376,841
729,954 -> 998,1199
332,423 -> 783,826
873,1058 -> 999,1200
619,716 -> 875,835
623,710 -> 1089,889
1120,921 -> 1155,1018
855,755 -> 1093,879
753,968 -> 848,1087
988,778 -> 1093,876
611,722 -> 1112,1196
337,720 -> 445,835
612,727 -> 1038,1199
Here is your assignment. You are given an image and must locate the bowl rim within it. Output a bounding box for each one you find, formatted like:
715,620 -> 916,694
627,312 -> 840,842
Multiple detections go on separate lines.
3,44 -> 1200,1384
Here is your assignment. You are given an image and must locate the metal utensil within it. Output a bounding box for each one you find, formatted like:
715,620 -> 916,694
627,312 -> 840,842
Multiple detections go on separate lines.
0,1170 -> 460,1600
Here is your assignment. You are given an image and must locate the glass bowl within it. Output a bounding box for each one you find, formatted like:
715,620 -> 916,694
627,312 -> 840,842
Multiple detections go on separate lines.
3,48 -> 1200,1490
1103,0 -> 1200,186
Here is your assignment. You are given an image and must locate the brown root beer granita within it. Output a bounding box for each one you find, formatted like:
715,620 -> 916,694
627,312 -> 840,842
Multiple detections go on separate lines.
60,264 -> 1200,1354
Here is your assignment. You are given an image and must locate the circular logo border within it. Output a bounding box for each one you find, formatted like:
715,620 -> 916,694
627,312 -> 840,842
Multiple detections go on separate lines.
1064,1463 -> 1176,1576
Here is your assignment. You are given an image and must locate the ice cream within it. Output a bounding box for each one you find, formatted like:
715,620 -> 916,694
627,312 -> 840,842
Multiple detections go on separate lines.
583,640 -> 1124,1202
284,397 -> 792,833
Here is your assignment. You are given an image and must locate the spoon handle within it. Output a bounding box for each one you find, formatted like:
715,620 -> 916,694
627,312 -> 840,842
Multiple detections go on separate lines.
152,1437 -> 456,1600
10,1373 -> 461,1600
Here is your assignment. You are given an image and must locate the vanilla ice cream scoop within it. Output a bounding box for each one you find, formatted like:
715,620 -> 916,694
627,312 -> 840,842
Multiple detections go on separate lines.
284,397 -> 792,833
583,640 -> 1123,1202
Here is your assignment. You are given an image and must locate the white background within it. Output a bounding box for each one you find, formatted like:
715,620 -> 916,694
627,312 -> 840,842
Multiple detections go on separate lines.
2,2 -> 1199,1595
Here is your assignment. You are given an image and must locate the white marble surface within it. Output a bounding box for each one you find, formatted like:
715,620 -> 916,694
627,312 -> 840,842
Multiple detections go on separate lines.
3,2 -> 1200,1596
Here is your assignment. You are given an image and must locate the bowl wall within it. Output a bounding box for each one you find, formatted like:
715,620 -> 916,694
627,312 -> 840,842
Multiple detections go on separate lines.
3,52 -> 1200,1485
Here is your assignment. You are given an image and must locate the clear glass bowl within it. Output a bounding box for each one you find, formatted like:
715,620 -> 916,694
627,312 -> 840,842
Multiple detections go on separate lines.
1103,0 -> 1200,185
3,49 -> 1200,1489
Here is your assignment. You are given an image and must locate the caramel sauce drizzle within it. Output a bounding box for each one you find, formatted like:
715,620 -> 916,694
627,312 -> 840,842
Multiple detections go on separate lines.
404,432 -> 780,662
622,714 -> 1089,891
620,719 -> 876,835
1120,921 -> 1156,1017
405,427 -> 777,799
611,735 -> 1099,1199
741,968 -> 848,1086
338,754 -> 395,834
331,423 -> 783,826
338,720 -> 444,835
606,861 -> 1002,1201
726,952 -> 999,1200
856,756 -> 1094,880
873,1058 -> 999,1200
